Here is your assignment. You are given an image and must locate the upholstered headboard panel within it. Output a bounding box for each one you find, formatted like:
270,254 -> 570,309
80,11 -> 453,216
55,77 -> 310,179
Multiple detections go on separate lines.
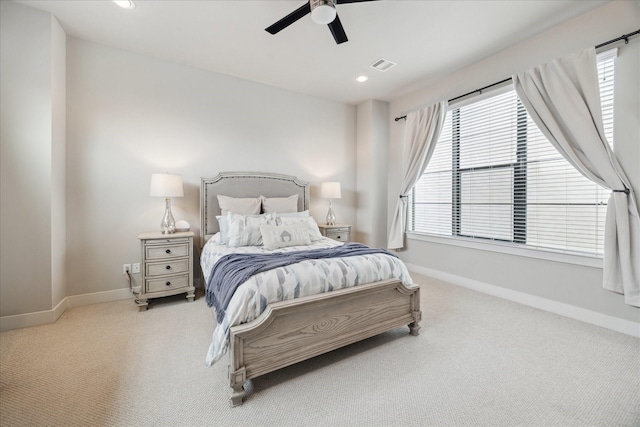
200,172 -> 310,245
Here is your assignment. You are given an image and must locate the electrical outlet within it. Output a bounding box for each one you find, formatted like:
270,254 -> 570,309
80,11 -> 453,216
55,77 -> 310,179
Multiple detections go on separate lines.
123,264 -> 131,274
132,263 -> 140,274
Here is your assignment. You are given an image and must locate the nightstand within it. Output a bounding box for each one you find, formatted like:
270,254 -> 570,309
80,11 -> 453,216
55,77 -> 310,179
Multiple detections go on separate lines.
318,224 -> 352,243
137,231 -> 195,311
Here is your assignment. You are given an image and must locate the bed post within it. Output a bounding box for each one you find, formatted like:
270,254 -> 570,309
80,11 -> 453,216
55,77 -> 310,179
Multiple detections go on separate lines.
409,314 -> 422,336
229,366 -> 246,407
409,287 -> 421,336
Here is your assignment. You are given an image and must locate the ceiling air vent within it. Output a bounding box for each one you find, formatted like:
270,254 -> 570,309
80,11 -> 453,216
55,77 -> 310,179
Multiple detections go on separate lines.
370,58 -> 397,72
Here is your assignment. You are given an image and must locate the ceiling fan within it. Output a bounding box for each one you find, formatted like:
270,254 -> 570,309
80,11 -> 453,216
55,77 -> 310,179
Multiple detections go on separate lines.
265,0 -> 377,45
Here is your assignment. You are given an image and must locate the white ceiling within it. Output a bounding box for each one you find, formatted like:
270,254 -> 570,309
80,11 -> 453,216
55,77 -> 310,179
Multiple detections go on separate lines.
15,0 -> 609,105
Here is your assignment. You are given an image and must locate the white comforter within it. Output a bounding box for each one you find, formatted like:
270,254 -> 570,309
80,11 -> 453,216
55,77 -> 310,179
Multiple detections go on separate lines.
201,236 -> 413,366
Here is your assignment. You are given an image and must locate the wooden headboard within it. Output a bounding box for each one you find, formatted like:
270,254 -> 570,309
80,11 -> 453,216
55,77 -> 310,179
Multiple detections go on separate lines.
200,172 -> 310,245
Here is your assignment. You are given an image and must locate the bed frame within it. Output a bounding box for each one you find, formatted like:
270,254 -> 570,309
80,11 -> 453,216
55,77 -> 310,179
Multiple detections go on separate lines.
200,172 -> 421,406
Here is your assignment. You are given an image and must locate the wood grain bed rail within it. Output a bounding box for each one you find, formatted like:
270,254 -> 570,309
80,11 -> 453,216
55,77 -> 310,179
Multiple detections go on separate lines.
228,278 -> 421,406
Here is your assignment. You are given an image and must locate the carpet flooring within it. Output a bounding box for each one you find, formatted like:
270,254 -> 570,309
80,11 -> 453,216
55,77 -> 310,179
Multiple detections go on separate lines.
1,273 -> 639,426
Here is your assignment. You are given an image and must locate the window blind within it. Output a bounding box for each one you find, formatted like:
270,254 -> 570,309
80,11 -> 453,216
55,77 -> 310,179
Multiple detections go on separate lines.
410,50 -> 616,257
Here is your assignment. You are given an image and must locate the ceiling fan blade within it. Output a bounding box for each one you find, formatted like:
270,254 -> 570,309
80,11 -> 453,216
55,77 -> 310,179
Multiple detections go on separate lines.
328,15 -> 348,44
265,2 -> 312,35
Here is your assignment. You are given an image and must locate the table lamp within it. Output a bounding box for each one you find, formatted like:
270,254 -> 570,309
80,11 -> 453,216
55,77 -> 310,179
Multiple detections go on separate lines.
150,173 -> 184,234
320,181 -> 341,225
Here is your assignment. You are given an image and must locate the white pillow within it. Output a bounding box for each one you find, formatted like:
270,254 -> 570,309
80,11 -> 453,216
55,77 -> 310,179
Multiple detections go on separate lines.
278,216 -> 323,241
217,195 -> 261,215
277,210 -> 310,218
260,222 -> 311,250
209,232 -> 222,245
218,213 -> 273,245
216,215 -> 229,245
227,212 -> 275,247
260,194 -> 299,214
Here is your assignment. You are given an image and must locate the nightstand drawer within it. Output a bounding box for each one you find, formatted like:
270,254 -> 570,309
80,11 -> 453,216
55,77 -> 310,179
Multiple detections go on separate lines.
146,259 -> 189,277
146,274 -> 189,293
325,228 -> 351,242
145,242 -> 190,260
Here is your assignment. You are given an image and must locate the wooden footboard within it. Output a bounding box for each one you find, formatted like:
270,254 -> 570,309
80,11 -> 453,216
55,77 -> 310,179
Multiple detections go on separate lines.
228,279 -> 421,406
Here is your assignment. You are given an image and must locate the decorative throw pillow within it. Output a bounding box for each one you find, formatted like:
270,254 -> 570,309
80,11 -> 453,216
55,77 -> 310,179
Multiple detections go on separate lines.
227,212 -> 275,247
260,194 -> 299,213
260,222 -> 311,250
218,213 -> 275,245
278,216 -> 323,241
216,215 -> 229,244
217,195 -> 261,215
277,210 -> 310,218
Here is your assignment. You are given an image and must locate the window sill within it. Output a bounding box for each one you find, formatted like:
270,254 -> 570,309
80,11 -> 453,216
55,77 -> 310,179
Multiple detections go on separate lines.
406,232 -> 603,268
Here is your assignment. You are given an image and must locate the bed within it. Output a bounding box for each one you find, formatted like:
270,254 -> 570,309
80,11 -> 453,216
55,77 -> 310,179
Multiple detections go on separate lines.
200,172 -> 421,406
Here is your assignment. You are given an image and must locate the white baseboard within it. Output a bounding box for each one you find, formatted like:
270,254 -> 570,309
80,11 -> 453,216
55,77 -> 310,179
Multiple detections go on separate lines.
0,298 -> 69,332
1,277 -> 203,332
66,287 -> 140,308
406,263 -> 640,338
0,286 -> 140,332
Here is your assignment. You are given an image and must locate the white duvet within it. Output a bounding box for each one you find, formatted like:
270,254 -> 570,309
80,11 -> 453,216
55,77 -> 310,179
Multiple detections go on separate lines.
201,235 -> 413,366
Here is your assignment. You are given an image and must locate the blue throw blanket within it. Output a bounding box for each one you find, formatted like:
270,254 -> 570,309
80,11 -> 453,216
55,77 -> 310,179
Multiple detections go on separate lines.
206,243 -> 397,323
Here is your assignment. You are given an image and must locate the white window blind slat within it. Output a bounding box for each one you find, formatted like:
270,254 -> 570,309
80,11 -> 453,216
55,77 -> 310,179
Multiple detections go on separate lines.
409,51 -> 616,256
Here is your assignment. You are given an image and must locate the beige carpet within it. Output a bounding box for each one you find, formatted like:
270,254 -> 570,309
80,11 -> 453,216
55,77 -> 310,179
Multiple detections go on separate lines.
1,273 -> 639,427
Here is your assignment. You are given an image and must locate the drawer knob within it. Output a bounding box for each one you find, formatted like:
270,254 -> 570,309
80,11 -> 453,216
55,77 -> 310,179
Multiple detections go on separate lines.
165,265 -> 171,270
165,249 -> 171,254
166,281 -> 171,286
336,235 -> 341,239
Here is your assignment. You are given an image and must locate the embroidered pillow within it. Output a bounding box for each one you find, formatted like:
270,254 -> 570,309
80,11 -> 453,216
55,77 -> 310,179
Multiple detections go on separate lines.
260,223 -> 311,250
278,216 -> 323,241
227,212 -> 275,247
217,213 -> 271,245
260,194 -> 299,214
217,195 -> 261,215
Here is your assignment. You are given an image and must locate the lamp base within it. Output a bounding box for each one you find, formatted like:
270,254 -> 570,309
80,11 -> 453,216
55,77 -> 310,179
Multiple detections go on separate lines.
326,199 -> 336,226
160,198 -> 176,234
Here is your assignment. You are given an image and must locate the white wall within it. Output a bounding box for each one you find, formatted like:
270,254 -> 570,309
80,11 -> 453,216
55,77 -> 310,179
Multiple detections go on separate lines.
388,1 -> 640,324
65,38 -> 357,297
356,99 -> 389,247
0,1 -> 66,317
51,14 -> 67,312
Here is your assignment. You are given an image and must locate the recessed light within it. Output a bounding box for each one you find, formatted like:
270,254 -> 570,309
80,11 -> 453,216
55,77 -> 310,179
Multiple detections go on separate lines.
355,75 -> 369,83
113,0 -> 135,9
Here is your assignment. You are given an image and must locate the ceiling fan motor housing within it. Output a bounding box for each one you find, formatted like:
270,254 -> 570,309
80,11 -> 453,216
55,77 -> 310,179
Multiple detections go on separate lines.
310,0 -> 337,25
266,0 -> 376,44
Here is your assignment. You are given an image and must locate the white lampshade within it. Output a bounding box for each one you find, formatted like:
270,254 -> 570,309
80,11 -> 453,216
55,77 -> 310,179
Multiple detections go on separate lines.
310,0 -> 336,25
320,181 -> 341,199
150,173 -> 184,198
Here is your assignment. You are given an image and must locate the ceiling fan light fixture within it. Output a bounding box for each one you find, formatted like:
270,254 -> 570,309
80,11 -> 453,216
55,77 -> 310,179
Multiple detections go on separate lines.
112,0 -> 135,9
310,0 -> 337,25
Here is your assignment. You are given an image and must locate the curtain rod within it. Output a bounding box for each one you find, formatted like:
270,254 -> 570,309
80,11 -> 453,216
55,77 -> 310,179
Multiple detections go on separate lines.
394,29 -> 640,122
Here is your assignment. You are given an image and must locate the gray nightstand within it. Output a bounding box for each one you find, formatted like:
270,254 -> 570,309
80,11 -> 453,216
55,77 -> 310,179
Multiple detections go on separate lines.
137,231 -> 195,311
317,224 -> 352,243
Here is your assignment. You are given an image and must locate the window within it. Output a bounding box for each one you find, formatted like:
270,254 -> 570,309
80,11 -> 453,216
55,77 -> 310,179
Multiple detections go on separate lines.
409,50 -> 616,257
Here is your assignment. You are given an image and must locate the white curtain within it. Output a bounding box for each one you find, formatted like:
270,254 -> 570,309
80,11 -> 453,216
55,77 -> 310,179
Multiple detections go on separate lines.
513,48 -> 640,307
388,101 -> 447,250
